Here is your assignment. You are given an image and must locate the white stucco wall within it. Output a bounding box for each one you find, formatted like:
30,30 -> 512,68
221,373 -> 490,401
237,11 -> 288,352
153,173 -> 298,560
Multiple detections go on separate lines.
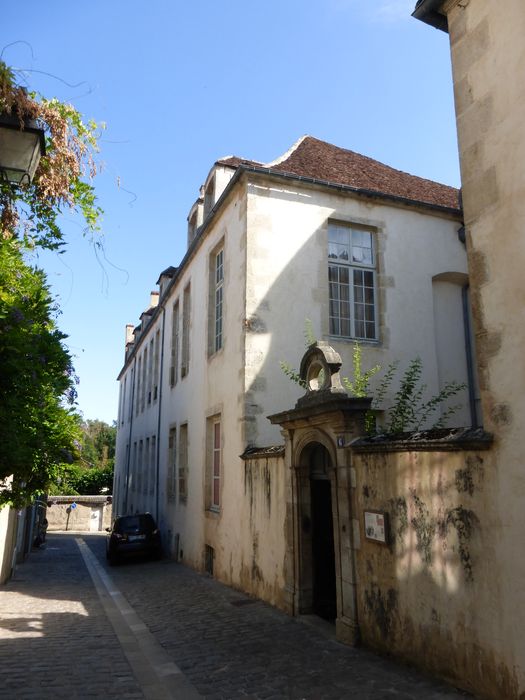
244,176 -> 469,447
114,166 -> 469,602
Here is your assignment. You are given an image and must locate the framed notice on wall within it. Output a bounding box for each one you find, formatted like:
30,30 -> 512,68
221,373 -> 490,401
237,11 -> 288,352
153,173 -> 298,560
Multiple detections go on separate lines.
364,510 -> 388,544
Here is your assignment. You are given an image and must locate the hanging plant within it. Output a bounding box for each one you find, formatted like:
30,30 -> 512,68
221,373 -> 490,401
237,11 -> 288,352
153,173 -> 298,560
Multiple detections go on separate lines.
0,60 -> 104,249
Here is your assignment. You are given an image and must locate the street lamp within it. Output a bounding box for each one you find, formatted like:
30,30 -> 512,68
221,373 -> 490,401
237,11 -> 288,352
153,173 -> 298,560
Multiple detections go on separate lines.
0,111 -> 46,185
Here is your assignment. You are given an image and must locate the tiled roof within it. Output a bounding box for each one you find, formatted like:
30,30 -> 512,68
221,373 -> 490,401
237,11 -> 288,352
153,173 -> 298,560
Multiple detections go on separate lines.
220,136 -> 460,211
217,155 -> 262,169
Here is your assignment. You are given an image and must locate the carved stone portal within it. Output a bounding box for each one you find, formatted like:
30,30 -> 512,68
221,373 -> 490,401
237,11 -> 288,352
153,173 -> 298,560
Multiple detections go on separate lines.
268,342 -> 371,646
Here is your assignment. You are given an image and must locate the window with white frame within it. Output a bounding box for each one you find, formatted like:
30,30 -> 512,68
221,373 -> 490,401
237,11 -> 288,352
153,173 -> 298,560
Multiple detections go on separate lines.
328,222 -> 377,340
206,415 -> 222,510
213,248 -> 224,353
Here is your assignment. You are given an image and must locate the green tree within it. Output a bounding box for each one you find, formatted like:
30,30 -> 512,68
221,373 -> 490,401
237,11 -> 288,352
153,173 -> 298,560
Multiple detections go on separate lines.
0,237 -> 81,506
0,62 -> 103,507
79,419 -> 116,469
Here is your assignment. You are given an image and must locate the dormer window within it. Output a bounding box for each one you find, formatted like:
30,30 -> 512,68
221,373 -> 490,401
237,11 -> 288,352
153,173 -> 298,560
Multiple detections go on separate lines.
188,210 -> 198,245
203,175 -> 215,220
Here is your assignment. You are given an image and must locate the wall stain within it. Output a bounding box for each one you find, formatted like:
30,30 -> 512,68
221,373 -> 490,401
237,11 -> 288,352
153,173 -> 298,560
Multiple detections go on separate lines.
491,402 -> 512,427
445,506 -> 479,582
364,584 -> 398,638
455,455 -> 484,496
409,489 -> 435,566
388,497 -> 408,541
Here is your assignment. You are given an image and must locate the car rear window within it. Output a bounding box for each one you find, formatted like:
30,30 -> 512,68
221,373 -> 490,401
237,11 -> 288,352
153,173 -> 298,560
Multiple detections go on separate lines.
115,514 -> 155,533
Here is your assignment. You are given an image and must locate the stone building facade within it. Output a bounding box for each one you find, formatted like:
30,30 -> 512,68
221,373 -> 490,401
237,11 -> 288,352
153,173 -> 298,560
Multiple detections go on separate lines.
114,135 -> 471,596
412,1 -> 525,697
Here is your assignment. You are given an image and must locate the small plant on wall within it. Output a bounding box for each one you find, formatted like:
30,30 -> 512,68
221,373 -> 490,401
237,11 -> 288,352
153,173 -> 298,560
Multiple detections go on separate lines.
280,321 -> 466,435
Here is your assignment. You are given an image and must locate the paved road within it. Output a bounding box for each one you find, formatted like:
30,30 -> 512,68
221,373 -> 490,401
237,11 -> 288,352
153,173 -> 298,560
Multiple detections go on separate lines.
0,532 -> 472,699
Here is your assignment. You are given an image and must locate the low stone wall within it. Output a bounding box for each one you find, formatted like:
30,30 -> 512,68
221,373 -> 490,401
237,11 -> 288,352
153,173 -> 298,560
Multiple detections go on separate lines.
46,496 -> 112,532
351,430 -> 509,698
237,447 -> 287,608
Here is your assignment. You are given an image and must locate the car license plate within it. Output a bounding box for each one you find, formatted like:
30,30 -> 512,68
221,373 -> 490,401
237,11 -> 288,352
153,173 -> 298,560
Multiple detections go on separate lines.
128,535 -> 145,542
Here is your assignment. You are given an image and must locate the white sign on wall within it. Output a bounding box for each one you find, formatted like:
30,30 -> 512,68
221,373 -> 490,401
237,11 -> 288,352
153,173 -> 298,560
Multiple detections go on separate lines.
364,510 -> 388,544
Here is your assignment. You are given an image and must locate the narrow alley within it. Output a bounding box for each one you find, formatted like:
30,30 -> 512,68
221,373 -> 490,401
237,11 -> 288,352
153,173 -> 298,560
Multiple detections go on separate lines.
0,533 -> 471,700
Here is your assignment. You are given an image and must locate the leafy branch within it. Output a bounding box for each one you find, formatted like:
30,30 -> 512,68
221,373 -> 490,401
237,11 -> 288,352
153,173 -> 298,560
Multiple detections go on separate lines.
0,60 -> 104,249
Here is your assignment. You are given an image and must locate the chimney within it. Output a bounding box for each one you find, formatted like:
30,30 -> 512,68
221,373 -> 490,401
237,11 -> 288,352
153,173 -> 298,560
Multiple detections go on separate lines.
150,291 -> 159,308
125,324 -> 134,346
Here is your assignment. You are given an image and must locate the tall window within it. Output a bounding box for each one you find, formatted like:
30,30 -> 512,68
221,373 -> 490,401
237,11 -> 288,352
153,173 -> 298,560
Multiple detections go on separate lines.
147,338 -> 154,404
181,284 -> 191,378
211,418 -> 221,509
214,249 -> 224,352
328,222 -> 377,340
144,438 -> 149,495
150,436 -> 156,495
167,427 -> 177,500
136,358 -> 142,416
153,330 -> 160,400
141,348 -> 147,411
138,440 -> 143,495
206,415 -> 222,510
170,301 -> 179,387
179,424 -> 188,501
131,441 -> 137,492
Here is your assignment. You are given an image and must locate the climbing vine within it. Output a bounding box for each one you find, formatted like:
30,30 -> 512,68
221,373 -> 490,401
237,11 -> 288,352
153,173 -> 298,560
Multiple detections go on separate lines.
0,60 -> 103,249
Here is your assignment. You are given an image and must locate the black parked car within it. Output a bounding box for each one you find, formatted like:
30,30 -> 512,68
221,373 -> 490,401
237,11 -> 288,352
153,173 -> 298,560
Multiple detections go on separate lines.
106,513 -> 162,564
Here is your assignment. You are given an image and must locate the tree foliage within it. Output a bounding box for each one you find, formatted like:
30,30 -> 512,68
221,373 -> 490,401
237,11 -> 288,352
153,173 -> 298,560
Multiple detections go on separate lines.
0,237 -> 81,506
46,420 -> 116,496
0,60 -> 103,249
0,62 -> 104,507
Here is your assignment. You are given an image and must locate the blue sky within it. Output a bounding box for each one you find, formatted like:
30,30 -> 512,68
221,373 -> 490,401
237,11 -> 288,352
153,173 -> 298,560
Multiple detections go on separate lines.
3,0 -> 458,424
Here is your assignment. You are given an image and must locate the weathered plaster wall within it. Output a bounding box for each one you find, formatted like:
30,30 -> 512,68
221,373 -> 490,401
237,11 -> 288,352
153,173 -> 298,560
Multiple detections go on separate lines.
0,505 -> 17,584
229,452 -> 287,607
244,177 -> 469,447
46,498 -> 112,532
352,445 -> 520,699
439,2 -> 525,696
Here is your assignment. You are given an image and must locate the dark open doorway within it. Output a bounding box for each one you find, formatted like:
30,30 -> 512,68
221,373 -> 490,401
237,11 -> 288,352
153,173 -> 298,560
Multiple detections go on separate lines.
309,444 -> 337,622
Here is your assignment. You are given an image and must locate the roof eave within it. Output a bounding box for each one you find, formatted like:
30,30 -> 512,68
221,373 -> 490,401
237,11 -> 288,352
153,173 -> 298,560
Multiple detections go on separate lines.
412,0 -> 449,32
240,164 -> 461,218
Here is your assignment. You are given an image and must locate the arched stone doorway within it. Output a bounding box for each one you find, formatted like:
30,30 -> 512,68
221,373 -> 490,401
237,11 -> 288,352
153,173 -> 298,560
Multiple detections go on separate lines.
306,442 -> 337,621
269,341 -> 371,645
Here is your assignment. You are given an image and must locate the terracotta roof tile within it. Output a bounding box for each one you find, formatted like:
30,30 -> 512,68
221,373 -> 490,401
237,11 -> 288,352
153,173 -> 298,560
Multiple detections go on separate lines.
217,155 -> 262,169
221,136 -> 460,211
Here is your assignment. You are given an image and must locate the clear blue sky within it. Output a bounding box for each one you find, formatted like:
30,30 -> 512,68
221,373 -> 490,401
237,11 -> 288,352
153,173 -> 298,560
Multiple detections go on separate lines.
3,0 -> 458,424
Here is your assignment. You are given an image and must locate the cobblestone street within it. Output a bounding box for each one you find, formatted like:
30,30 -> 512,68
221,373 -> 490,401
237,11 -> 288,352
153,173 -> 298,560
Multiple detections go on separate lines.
0,533 -> 472,699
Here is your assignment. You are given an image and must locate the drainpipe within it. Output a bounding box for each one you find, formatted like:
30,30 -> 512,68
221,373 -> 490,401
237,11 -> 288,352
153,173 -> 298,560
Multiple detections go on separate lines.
462,284 -> 479,428
155,307 -> 166,523
123,359 -> 136,515
457,226 -> 478,428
